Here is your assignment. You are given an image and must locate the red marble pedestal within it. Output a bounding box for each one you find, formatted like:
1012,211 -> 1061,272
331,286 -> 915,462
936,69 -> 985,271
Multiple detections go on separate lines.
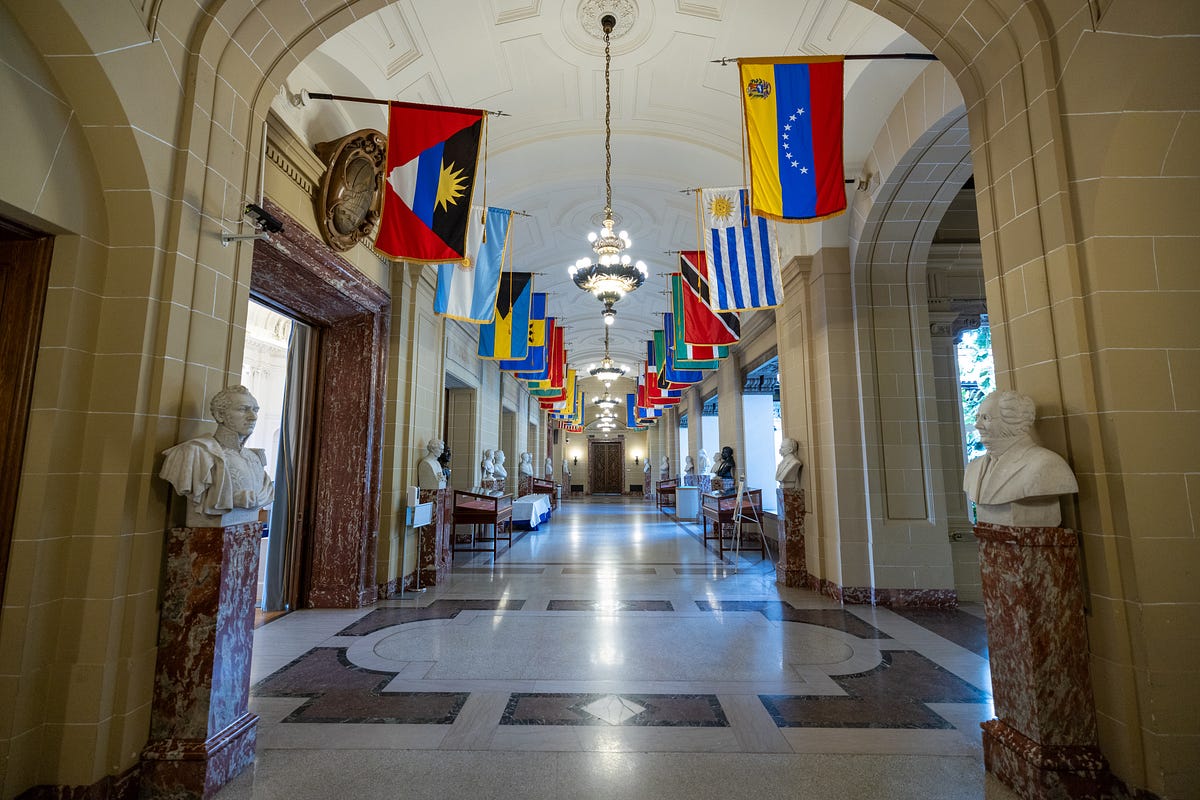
698,475 -> 713,495
142,523 -> 261,799
416,488 -> 452,586
517,474 -> 533,497
975,522 -> 1112,799
776,488 -> 807,587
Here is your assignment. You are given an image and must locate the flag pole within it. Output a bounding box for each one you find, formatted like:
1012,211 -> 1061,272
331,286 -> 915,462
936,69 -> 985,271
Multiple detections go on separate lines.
305,92 -> 509,116
709,53 -> 937,66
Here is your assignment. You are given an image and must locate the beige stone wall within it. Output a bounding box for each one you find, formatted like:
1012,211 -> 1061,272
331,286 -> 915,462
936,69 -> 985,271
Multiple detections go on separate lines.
1,0 -> 1196,796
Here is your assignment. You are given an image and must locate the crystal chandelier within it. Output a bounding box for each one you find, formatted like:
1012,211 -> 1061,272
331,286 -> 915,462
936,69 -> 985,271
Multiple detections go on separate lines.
592,391 -> 620,411
588,326 -> 628,384
568,13 -> 647,325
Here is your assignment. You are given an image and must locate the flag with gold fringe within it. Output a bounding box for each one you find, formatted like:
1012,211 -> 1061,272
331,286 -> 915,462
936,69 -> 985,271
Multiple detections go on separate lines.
739,56 -> 845,222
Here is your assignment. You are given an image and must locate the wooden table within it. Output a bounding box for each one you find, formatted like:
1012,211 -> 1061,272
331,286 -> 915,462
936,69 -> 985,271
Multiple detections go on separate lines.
529,476 -> 557,510
451,490 -> 514,556
701,489 -> 764,557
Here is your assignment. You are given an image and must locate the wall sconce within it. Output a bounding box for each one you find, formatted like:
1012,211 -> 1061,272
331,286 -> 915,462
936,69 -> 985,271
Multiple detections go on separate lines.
633,455 -> 639,465
573,456 -> 578,466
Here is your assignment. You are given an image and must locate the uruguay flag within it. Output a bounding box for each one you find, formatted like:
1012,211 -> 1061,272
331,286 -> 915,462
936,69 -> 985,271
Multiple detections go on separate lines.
702,187 -> 784,312
739,56 -> 845,222
434,207 -> 511,323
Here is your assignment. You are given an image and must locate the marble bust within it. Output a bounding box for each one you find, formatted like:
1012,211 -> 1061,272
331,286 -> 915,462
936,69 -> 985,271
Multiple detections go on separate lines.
493,449 -> 508,479
684,456 -> 696,476
562,459 -> 571,479
544,456 -> 553,478
159,385 -> 275,527
519,452 -> 534,476
713,446 -> 736,479
480,449 -> 495,480
438,446 -> 452,480
775,438 -> 803,489
643,460 -> 650,479
659,456 -> 670,478
697,449 -> 709,476
963,390 -> 1078,526
417,438 -> 446,490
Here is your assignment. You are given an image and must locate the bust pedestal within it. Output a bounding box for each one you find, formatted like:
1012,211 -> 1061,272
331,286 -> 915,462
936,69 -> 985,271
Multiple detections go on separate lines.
775,488 -> 807,587
141,522 -> 261,799
975,522 -> 1113,799
698,475 -> 713,495
517,474 -> 533,497
417,488 -> 452,586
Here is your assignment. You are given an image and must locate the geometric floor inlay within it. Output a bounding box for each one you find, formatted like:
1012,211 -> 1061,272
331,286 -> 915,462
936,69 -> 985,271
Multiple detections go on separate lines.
759,651 -> 990,729
501,693 -> 729,727
252,647 -> 469,724
335,599 -> 527,636
696,600 -> 894,640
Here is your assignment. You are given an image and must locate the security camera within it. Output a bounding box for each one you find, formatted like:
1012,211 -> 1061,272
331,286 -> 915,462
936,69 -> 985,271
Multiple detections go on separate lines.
244,203 -> 284,234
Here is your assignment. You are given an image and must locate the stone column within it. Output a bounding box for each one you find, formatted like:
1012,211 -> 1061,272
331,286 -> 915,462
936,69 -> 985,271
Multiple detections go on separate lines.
417,488 -> 451,586
776,488 -> 807,587
141,523 -> 261,799
976,522 -> 1112,799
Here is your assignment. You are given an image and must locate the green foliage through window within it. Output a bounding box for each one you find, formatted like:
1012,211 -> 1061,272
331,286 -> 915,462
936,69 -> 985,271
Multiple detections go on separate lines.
956,321 -> 994,462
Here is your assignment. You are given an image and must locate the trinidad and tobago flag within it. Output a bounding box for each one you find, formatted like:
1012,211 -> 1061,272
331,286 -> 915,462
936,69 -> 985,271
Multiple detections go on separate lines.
375,101 -> 483,263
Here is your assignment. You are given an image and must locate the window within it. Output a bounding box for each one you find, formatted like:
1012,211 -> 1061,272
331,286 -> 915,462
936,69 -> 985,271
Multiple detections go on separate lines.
741,356 -> 781,511
678,412 -> 689,472
955,319 -> 994,462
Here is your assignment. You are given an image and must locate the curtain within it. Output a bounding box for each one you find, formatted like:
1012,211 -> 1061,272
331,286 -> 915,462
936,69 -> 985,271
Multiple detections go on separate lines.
263,322 -> 311,611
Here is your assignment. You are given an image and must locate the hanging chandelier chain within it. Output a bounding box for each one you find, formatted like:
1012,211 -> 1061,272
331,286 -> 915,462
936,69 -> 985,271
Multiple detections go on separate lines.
603,26 -> 613,217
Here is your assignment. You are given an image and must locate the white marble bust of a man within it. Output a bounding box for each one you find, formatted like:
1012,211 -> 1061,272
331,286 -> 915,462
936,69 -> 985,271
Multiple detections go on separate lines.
544,456 -> 553,477
659,456 -> 670,477
697,449 -> 709,476
160,385 -> 275,527
418,438 -> 446,490
480,449 -> 496,479
963,390 -> 1078,526
775,438 -> 803,489
493,449 -> 508,479
519,452 -> 534,476
684,456 -> 696,475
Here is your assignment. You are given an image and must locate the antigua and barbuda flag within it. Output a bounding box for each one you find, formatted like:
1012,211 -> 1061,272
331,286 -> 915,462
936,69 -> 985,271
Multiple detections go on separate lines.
376,101 -> 484,263
702,187 -> 784,312
479,272 -> 533,360
433,206 -> 511,322
739,56 -> 845,222
499,296 -> 549,372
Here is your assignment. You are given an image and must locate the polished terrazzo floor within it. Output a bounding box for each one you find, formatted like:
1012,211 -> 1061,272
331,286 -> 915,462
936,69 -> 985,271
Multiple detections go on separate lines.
221,496 -> 1019,799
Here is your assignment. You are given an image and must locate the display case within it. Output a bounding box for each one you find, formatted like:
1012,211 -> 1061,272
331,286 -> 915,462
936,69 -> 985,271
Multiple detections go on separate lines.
529,477 -> 557,509
451,490 -> 514,555
700,489 -> 764,556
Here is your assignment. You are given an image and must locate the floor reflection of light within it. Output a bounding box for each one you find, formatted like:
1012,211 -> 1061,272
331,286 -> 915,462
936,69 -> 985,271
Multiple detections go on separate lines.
493,589 -> 511,629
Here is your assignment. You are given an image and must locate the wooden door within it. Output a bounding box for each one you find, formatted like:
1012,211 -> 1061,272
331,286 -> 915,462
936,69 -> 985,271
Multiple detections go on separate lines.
589,440 -> 624,494
0,227 -> 53,613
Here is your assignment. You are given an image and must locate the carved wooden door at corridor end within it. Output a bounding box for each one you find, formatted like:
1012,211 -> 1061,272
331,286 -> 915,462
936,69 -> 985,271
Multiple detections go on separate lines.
589,440 -> 624,495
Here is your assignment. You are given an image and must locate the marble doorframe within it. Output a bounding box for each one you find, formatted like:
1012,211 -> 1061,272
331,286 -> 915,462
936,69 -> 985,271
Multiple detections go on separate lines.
249,199 -> 390,608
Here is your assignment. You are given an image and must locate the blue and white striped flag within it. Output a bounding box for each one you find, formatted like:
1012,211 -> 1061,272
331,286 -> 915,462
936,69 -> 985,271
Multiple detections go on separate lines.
701,187 -> 783,311
434,206 -> 512,323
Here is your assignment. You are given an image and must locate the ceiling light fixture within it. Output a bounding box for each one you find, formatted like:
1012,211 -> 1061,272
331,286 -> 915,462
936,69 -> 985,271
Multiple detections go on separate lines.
567,13 -> 647,324
588,325 -> 628,384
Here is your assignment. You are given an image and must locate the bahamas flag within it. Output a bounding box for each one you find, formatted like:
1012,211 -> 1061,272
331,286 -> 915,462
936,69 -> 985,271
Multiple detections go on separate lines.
376,101 -> 484,263
434,207 -> 511,322
499,296 -> 548,372
739,56 -> 845,222
479,272 -> 533,360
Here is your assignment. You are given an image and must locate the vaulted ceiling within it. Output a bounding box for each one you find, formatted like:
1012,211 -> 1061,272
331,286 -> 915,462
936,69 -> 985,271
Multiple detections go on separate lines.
277,0 -> 929,389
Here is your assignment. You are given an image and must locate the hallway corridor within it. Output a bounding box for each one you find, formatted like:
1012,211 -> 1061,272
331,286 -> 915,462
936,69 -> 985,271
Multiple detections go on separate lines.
227,497 -> 1016,799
